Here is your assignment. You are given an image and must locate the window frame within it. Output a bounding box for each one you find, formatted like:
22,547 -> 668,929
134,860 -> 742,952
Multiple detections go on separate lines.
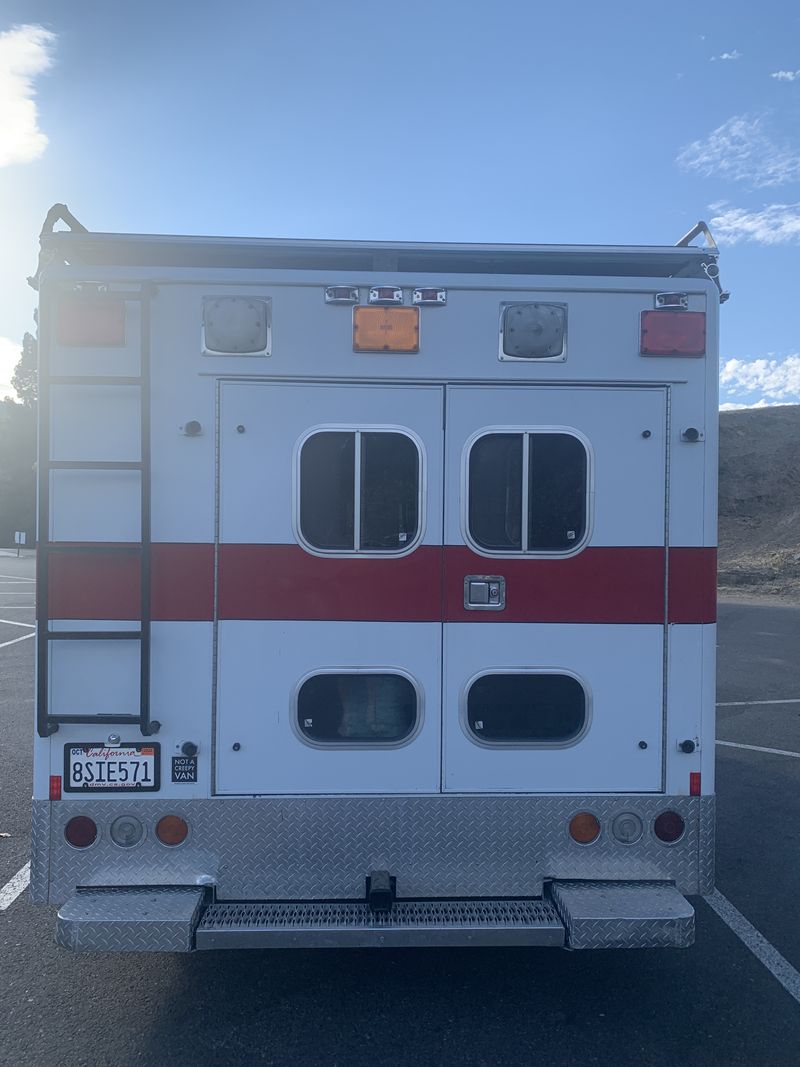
461,424 -> 593,559
201,294 -> 272,357
460,667 -> 592,750
294,424 -> 426,558
291,667 -> 425,750
497,301 -> 568,363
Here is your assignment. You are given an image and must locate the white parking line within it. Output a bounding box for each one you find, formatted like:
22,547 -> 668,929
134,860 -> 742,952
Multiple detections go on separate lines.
717,698 -> 800,707
716,740 -> 800,759
0,863 -> 30,911
0,632 -> 35,651
705,889 -> 800,1006
0,574 -> 35,582
0,619 -> 35,629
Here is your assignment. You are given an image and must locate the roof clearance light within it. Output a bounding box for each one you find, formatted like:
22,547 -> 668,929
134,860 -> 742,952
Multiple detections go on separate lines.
500,302 -> 566,360
412,287 -> 447,306
353,306 -> 420,353
640,310 -> 706,357
655,292 -> 689,309
368,286 -> 403,305
203,296 -> 270,355
324,286 -> 359,305
57,297 -> 126,347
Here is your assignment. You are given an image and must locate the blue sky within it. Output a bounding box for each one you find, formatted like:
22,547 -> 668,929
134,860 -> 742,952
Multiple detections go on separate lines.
1,0 -> 798,405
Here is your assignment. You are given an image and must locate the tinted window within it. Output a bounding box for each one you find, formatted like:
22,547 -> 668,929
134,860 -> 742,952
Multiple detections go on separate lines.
468,431 -> 587,554
299,430 -> 420,553
360,433 -> 419,550
468,433 -> 522,550
467,673 -> 586,744
298,674 -> 418,743
528,434 -> 587,550
300,432 -> 355,550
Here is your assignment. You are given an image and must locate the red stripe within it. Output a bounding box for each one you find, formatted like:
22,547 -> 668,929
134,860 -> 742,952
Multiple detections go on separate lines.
668,547 -> 717,624
41,543 -> 716,624
45,544 -> 214,621
444,546 -> 666,623
218,544 -> 443,622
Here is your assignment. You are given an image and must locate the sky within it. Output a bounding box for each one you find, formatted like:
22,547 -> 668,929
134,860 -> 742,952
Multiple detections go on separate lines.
0,0 -> 798,407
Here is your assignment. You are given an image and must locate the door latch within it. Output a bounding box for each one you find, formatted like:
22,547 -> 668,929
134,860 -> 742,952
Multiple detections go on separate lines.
464,575 -> 506,610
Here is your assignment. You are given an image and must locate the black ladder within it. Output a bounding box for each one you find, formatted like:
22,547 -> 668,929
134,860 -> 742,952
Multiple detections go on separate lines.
36,283 -> 159,737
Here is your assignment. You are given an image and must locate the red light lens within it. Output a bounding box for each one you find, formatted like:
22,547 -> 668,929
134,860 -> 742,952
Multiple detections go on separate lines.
57,297 -> 126,347
654,810 -> 685,843
64,815 -> 97,849
49,775 -> 62,801
640,310 -> 706,356
156,815 -> 189,846
690,771 -> 701,797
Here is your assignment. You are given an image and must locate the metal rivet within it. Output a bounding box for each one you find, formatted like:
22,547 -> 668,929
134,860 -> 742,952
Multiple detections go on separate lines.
232,742 -> 241,751
236,425 -> 246,434
638,740 -> 648,749
641,430 -> 652,439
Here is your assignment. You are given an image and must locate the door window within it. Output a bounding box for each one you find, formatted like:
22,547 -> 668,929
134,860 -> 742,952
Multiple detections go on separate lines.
467,431 -> 588,554
465,672 -> 588,746
297,672 -> 419,745
299,429 -> 422,554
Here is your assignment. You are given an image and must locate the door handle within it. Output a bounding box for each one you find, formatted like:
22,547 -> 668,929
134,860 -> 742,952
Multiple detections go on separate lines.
464,575 -> 506,611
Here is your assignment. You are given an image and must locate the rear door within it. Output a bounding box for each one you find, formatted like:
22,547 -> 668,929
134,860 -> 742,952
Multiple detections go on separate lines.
442,385 -> 667,793
216,381 -> 444,794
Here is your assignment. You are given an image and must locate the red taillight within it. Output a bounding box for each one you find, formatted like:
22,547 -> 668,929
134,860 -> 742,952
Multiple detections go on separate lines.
49,775 -> 62,801
155,815 -> 189,846
640,310 -> 706,357
690,771 -> 701,797
568,811 -> 601,844
653,810 -> 685,843
57,297 -> 126,347
64,816 -> 97,849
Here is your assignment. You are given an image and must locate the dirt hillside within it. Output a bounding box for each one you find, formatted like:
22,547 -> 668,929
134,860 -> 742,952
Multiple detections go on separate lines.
718,404 -> 800,599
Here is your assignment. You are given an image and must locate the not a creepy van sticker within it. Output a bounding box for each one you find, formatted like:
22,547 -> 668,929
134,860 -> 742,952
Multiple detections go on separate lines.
171,755 -> 198,783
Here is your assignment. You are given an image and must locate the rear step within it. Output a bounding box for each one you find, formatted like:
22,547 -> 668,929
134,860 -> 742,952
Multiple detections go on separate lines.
196,900 -> 565,949
54,882 -> 694,952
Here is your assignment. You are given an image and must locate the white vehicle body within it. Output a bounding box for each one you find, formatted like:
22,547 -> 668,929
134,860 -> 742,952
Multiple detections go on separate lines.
30,219 -> 720,951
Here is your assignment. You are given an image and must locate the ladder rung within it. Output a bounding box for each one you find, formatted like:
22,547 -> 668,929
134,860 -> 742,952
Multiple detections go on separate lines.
46,631 -> 142,641
48,461 -> 142,470
49,376 -> 143,386
48,714 -> 142,725
42,543 -> 142,553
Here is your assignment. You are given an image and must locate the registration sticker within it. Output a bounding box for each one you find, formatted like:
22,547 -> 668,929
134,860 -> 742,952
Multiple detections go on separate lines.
64,743 -> 161,792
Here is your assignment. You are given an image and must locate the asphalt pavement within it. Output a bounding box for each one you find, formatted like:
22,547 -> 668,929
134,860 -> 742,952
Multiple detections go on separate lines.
1,558 -> 799,1066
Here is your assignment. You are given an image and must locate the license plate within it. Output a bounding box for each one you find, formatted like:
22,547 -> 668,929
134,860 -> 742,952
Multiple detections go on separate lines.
64,743 -> 161,792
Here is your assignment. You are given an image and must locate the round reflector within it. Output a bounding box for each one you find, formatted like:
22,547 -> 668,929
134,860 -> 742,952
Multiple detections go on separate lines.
110,815 -> 144,849
654,810 -> 685,843
568,811 -> 600,845
155,815 -> 188,846
64,816 -> 97,849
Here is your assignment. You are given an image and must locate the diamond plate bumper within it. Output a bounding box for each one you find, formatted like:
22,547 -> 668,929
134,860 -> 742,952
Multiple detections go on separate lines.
550,880 -> 694,949
56,887 -> 206,953
196,899 -> 565,949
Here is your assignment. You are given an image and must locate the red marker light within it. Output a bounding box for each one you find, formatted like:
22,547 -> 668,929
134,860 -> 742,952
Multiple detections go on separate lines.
49,775 -> 62,801
690,771 -> 701,797
57,297 -> 126,347
640,310 -> 706,357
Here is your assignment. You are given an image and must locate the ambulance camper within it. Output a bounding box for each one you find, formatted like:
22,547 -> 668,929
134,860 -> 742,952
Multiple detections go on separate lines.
29,207 -> 722,951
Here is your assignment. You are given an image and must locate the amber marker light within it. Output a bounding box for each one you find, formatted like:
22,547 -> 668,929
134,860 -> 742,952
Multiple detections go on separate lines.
568,811 -> 601,844
155,815 -> 189,846
353,306 -> 419,353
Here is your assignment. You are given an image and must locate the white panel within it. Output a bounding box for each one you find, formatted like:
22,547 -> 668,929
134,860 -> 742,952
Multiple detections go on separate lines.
49,639 -> 140,718
220,381 -> 444,546
50,384 -> 141,463
445,385 -> 667,549
664,624 -> 704,795
443,623 -> 663,793
216,622 -> 441,795
50,469 -> 141,542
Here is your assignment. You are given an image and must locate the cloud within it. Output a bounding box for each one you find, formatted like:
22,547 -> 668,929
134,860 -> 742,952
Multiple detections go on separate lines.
0,23 -> 55,168
709,202 -> 800,244
710,50 -> 742,61
0,336 -> 21,400
771,70 -> 800,82
677,114 -> 800,188
720,354 -> 800,404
